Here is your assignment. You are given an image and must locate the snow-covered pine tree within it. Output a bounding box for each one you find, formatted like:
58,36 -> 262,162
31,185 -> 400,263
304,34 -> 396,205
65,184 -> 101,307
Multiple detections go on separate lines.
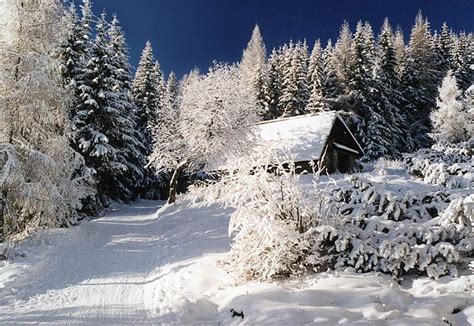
431,71 -> 470,142
452,32 -> 473,92
375,18 -> 409,156
297,40 -> 310,112
401,13 -> 438,150
59,3 -> 84,90
322,40 -> 341,109
241,24 -> 267,116
279,41 -> 309,117
107,15 -> 152,198
307,40 -> 329,113
67,0 -> 94,138
58,0 -> 99,213
264,48 -> 284,120
166,71 -> 179,112
132,41 -> 165,157
348,21 -> 388,160
438,22 -> 455,73
331,21 -> 353,91
0,0 -> 88,238
74,13 -> 140,204
393,27 -> 406,79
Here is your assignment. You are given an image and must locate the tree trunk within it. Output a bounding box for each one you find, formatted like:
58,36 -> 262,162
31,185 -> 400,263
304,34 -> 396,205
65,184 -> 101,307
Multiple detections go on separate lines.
167,162 -> 185,204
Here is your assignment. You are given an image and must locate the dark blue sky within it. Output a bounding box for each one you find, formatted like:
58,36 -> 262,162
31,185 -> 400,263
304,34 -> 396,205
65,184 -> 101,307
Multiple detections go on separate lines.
91,0 -> 474,78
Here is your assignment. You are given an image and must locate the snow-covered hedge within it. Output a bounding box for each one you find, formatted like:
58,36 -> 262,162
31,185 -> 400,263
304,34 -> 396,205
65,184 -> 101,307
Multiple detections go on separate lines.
404,141 -> 473,189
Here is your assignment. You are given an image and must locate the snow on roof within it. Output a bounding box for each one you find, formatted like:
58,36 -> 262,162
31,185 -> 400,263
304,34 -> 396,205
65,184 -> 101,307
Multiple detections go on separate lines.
257,111 -> 337,162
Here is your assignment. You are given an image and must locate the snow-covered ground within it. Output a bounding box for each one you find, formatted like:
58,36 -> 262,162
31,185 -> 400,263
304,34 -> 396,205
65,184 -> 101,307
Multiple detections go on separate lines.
0,171 -> 473,325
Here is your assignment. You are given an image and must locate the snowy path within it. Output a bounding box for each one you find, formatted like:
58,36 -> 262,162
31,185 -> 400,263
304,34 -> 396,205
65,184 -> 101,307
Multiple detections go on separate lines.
0,200 -> 231,324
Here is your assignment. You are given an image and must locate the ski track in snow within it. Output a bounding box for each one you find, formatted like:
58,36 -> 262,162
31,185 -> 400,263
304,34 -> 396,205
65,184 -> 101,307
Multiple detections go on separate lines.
0,193 -> 473,325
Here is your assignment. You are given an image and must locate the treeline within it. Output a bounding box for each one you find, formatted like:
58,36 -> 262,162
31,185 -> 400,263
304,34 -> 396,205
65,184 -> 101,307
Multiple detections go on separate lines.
61,0 -> 179,209
241,15 -> 473,160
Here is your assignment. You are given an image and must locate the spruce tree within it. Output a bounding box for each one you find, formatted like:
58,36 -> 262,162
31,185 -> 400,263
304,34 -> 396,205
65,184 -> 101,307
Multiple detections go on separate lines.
166,71 -> 179,112
264,48 -> 284,120
348,21 -> 388,159
279,41 -> 309,116
74,13 -> 139,204
402,12 -> 438,150
132,42 -> 164,156
241,24 -> 267,116
332,21 -> 353,90
438,22 -> 454,73
375,18 -> 409,156
393,27 -> 406,79
108,15 -> 151,198
452,32 -> 473,91
322,40 -> 341,109
307,40 -> 329,113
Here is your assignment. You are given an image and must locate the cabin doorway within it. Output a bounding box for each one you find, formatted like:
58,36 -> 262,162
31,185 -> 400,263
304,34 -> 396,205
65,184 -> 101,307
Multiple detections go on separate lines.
337,152 -> 350,173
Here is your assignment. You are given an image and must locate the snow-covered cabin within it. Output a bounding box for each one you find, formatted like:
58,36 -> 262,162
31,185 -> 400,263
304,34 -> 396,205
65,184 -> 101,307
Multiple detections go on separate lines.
257,111 -> 364,173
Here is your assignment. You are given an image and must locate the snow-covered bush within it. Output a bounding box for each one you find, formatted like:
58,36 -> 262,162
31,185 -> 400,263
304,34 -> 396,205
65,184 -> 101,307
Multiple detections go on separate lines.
189,153 -> 332,281
317,176 -> 473,279
404,141 -> 473,189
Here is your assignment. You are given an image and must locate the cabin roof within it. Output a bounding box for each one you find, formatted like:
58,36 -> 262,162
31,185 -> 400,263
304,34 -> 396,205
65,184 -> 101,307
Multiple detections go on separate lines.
257,111 -> 363,162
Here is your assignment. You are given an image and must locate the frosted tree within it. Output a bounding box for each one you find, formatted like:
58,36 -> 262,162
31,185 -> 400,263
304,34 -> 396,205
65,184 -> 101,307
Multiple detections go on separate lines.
72,13 -> 144,204
348,21 -> 388,159
465,85 -> 474,139
188,153 -> 327,281
0,0 -> 88,238
393,27 -> 406,79
332,21 -> 353,90
402,12 -> 438,149
166,71 -> 179,112
452,32 -> 473,92
279,41 -> 309,116
322,40 -> 341,108
241,24 -> 267,114
149,63 -> 258,204
438,22 -> 454,72
375,18 -> 408,156
431,71 -> 469,142
307,40 -> 329,113
132,41 -> 165,156
107,15 -> 151,198
264,48 -> 284,120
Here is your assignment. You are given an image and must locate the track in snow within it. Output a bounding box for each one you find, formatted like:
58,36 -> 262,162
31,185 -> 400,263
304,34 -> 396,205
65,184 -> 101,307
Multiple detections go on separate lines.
0,200 -> 231,324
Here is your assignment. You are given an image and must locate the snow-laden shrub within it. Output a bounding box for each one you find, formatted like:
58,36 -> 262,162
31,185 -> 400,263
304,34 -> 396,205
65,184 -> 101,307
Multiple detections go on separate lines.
188,154 -> 333,281
315,176 -> 473,279
404,141 -> 473,189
